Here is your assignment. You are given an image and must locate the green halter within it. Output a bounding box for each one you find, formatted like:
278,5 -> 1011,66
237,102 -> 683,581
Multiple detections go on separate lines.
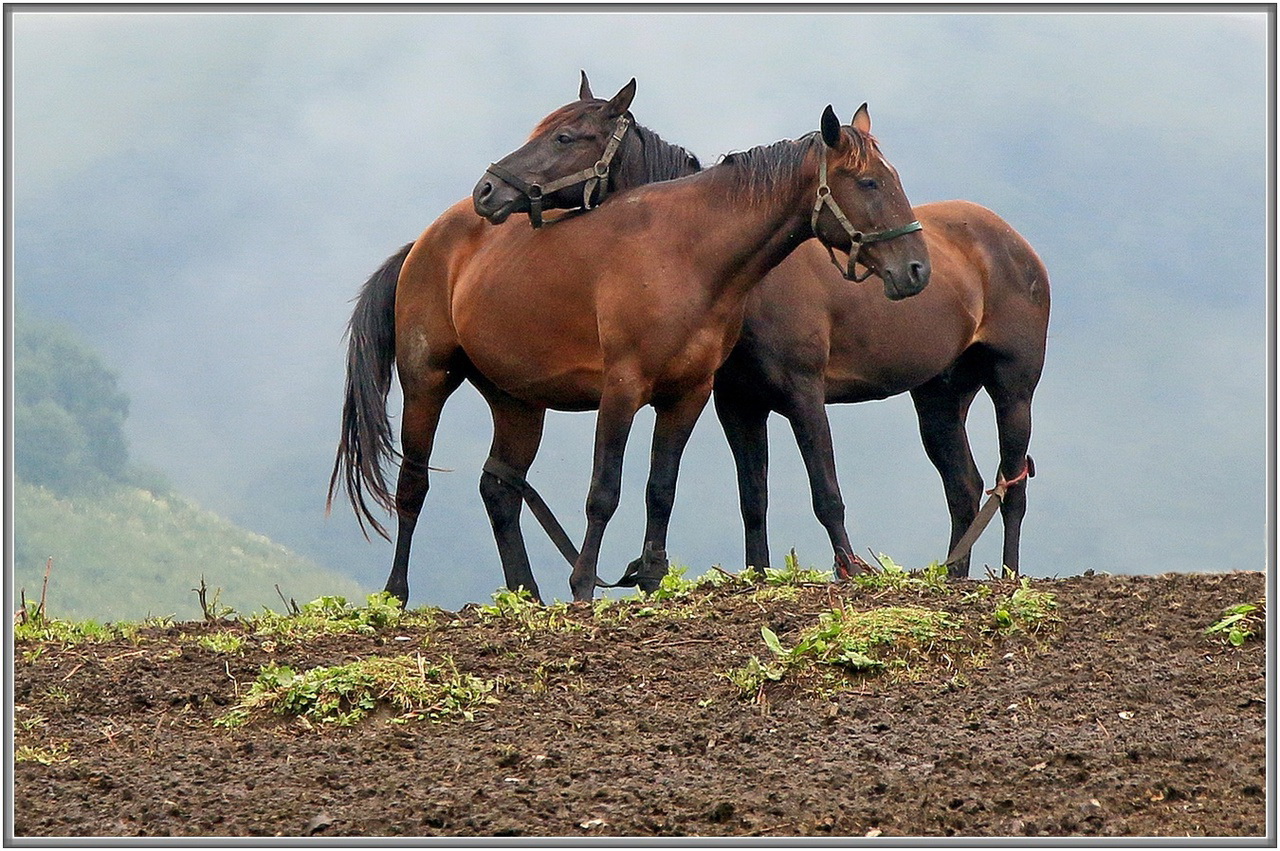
810,154 -> 923,282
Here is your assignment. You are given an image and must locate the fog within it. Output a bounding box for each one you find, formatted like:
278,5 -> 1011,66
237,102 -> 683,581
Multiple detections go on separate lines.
11,10 -> 1269,609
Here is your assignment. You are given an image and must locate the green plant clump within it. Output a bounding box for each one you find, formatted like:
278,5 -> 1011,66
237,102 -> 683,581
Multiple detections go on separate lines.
992,578 -> 1058,632
247,592 -> 424,640
1205,601 -> 1265,647
852,554 -> 950,593
727,605 -> 959,697
217,655 -> 497,728
14,615 -> 117,646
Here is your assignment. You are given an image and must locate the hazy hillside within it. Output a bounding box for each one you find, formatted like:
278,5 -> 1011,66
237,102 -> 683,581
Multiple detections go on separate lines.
14,478 -> 363,624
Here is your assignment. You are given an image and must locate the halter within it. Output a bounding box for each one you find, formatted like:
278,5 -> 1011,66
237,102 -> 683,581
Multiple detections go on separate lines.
483,113 -> 632,229
810,154 -> 923,282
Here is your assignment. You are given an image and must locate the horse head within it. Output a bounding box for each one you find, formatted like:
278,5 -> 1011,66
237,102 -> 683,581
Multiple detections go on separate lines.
473,73 -> 637,227
811,104 -> 930,300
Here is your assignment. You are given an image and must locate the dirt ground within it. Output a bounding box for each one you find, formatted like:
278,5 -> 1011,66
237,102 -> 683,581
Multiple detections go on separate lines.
11,570 -> 1268,838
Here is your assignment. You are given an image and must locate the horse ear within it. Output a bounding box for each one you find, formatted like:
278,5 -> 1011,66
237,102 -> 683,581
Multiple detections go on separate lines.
851,102 -> 871,135
579,70 -> 594,101
820,105 -> 843,148
604,78 -> 637,118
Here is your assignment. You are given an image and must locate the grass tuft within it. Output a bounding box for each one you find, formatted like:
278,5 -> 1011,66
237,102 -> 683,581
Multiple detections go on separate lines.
216,655 -> 497,728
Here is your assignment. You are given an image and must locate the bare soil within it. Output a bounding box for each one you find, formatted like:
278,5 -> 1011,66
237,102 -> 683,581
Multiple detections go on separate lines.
12,570 -> 1267,838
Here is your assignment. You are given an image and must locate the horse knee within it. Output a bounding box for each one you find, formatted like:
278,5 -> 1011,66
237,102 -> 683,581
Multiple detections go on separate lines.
478,470 -> 516,508
585,483 -> 623,524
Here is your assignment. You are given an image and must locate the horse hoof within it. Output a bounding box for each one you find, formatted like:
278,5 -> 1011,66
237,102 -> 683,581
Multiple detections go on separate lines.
384,584 -> 409,607
834,549 -> 871,580
635,544 -> 669,594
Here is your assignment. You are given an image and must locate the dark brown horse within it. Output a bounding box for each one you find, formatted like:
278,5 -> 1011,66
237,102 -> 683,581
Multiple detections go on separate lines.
473,91 -> 1049,581
332,81 -> 930,603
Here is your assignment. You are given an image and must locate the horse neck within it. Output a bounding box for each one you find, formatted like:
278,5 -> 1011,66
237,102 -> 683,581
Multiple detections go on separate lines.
686,156 -> 817,290
610,123 -> 702,192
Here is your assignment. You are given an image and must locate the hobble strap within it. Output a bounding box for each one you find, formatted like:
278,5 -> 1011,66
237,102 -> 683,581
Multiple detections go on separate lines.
481,455 -> 661,590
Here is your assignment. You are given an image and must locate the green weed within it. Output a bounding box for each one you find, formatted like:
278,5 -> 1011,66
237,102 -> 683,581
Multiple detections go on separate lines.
852,554 -> 949,593
246,592 -> 428,640
992,578 -> 1058,632
1206,601 -> 1265,647
761,550 -> 832,586
197,631 -> 245,654
726,605 -> 959,698
477,589 -> 586,633
15,741 -> 73,765
216,655 -> 497,728
14,616 -> 117,646
723,654 -> 786,698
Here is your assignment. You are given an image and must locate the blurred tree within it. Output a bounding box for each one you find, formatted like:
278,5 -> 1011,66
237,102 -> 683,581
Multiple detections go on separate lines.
14,315 -> 132,494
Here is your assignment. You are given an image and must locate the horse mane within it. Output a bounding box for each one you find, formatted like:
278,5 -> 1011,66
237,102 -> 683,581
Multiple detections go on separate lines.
717,128 -> 878,205
625,121 -> 702,181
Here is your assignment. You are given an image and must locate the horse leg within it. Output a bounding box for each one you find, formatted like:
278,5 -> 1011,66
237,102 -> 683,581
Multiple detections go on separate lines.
712,387 -> 772,571
985,359 -> 1038,578
478,392 -> 548,602
910,373 -> 983,579
569,379 -> 647,602
781,383 -> 861,579
385,370 -> 462,604
630,381 -> 716,592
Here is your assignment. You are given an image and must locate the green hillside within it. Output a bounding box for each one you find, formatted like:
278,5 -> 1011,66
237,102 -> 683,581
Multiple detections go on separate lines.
14,479 -> 363,623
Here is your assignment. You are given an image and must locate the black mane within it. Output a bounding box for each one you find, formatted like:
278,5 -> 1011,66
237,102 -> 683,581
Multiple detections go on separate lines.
614,120 -> 702,188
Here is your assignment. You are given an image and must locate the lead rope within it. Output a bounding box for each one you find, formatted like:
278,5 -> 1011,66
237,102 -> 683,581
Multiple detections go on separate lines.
943,456 -> 1035,576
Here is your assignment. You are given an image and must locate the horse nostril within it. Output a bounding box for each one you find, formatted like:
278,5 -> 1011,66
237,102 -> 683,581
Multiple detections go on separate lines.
477,181 -> 495,202
909,261 -> 927,286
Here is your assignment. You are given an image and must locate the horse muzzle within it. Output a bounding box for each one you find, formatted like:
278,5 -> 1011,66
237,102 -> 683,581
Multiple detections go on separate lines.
879,258 -> 931,301
472,176 -> 527,225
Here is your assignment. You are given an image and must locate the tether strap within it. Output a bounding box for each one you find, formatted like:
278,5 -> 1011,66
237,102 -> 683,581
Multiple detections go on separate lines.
482,457 -> 580,568
810,155 -> 922,281
944,456 -> 1035,574
484,113 -> 632,229
481,456 -> 651,589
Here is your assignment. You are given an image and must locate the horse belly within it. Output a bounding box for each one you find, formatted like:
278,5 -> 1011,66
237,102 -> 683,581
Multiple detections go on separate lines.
823,291 -> 976,402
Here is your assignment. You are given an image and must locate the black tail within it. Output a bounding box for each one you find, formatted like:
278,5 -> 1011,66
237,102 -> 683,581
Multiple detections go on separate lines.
327,242 -> 413,540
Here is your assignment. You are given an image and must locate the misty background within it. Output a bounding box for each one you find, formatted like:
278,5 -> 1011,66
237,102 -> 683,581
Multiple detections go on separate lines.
11,11 -> 1270,612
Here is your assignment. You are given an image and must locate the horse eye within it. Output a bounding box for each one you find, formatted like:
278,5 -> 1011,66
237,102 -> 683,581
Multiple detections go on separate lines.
858,178 -> 879,190
556,133 -> 574,145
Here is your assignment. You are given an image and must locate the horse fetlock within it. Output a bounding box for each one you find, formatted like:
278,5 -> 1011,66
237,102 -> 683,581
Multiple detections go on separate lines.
633,542 -> 670,593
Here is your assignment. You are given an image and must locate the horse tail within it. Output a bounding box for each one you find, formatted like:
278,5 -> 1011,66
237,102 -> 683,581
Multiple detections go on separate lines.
327,241 -> 413,541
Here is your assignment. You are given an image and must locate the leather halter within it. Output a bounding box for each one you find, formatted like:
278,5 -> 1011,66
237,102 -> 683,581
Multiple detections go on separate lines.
483,113 -> 632,228
810,153 -> 923,282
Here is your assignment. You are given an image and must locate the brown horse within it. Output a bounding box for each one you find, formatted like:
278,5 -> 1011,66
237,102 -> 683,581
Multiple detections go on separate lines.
474,94 -> 1049,581
330,76 -> 702,602
713,201 -> 1049,578
333,84 -> 930,603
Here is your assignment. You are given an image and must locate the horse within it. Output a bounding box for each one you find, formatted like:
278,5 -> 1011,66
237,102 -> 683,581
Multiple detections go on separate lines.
329,75 -> 702,603
334,83 -> 930,604
475,92 -> 1049,582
